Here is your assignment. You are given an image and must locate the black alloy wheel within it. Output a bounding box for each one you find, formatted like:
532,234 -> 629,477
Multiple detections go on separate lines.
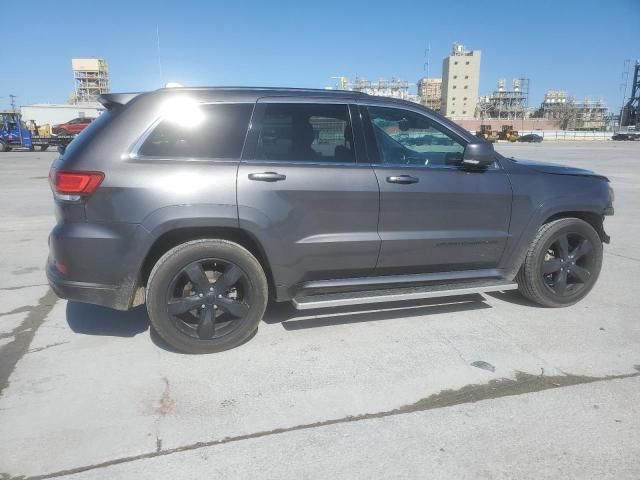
167,258 -> 251,340
146,239 -> 268,354
516,217 -> 602,308
516,218 -> 603,307
541,231 -> 595,297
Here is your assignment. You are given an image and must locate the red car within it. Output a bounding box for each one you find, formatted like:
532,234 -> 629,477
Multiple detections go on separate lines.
53,117 -> 95,135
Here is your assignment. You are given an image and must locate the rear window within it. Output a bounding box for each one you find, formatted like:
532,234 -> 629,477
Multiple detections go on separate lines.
139,103 -> 253,159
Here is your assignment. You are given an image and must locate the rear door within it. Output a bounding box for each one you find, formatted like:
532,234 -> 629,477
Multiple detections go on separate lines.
237,98 -> 380,291
361,103 -> 512,275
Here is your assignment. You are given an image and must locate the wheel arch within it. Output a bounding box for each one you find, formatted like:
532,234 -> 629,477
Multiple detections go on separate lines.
502,203 -> 610,280
136,226 -> 276,304
542,211 -> 609,244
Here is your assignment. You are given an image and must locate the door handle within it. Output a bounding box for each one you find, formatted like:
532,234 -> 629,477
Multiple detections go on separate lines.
386,175 -> 419,184
248,172 -> 287,182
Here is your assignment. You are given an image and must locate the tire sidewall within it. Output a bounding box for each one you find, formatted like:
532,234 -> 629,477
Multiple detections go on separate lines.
147,240 -> 268,354
530,220 -> 603,306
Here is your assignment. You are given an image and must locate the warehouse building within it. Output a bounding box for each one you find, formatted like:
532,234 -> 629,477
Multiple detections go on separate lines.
20,103 -> 104,127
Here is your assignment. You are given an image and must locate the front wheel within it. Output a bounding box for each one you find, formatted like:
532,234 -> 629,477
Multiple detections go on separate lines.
516,218 -> 603,307
146,239 -> 268,354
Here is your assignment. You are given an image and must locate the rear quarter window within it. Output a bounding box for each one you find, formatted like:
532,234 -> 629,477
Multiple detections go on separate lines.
60,110 -> 113,160
138,103 -> 253,159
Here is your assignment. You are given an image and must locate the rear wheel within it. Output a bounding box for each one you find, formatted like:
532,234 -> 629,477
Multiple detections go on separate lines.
516,218 -> 602,307
0,140 -> 8,152
146,239 -> 268,354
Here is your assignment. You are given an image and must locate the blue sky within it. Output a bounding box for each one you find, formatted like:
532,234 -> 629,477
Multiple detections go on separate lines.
1,0 -> 638,111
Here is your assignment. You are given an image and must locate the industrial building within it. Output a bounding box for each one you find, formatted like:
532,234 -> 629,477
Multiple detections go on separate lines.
537,90 -> 607,130
19,58 -> 108,127
71,58 -> 109,104
573,98 -> 608,130
349,77 -> 417,102
441,43 -> 481,120
417,78 -> 441,111
476,78 -> 530,120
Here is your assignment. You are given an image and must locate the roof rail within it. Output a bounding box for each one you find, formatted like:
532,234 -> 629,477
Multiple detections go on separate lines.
156,86 -> 367,96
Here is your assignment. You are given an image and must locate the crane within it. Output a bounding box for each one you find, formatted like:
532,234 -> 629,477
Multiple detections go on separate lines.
621,60 -> 640,128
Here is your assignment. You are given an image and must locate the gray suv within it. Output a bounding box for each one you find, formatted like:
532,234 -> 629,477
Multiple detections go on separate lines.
47,87 -> 614,353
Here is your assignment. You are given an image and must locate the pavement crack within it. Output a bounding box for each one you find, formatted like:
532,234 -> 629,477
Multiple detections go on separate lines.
605,251 -> 640,263
15,365 -> 640,480
0,290 -> 58,397
0,283 -> 49,292
0,306 -> 33,317
27,341 -> 69,355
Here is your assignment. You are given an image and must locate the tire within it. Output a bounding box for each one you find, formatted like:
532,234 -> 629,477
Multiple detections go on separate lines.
0,140 -> 8,152
146,239 -> 268,354
516,218 -> 603,307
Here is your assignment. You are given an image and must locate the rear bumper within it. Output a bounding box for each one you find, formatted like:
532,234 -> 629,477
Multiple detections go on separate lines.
47,220 -> 143,310
47,259 -> 132,310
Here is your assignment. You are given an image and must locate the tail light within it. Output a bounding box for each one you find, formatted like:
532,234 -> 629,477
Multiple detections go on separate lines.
49,169 -> 104,200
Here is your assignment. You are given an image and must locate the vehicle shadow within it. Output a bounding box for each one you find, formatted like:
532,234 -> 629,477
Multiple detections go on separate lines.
66,301 -> 149,337
486,290 -> 541,307
65,294 -> 493,349
263,294 -> 492,330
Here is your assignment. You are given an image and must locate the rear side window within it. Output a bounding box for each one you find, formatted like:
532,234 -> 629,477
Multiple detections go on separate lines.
256,103 -> 354,163
139,103 -> 253,159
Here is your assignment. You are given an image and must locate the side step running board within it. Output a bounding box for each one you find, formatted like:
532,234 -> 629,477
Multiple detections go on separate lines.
292,280 -> 518,310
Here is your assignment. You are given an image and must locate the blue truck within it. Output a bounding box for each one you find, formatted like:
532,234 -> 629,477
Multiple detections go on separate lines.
0,111 -> 75,152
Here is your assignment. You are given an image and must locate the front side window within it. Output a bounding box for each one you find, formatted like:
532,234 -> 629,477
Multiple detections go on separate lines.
367,106 -> 466,168
139,103 -> 253,159
256,103 -> 354,163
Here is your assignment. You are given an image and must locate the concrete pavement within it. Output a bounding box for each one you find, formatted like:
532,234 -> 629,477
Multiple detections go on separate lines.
1,142 -> 639,479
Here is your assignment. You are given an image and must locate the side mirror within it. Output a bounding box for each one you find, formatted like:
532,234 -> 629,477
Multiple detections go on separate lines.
462,141 -> 495,168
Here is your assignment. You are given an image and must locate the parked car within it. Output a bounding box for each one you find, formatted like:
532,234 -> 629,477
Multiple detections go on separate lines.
611,132 -> 639,141
519,133 -> 543,143
53,117 -> 95,136
47,87 -> 614,353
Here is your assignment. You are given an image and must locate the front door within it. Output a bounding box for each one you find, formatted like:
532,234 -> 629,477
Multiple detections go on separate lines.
237,100 -> 380,293
363,104 -> 512,275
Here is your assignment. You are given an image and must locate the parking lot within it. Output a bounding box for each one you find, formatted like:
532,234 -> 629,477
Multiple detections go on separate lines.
1,141 -> 639,479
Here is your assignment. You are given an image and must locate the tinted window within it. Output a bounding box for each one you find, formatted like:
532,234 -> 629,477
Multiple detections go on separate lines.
256,103 -> 354,163
367,106 -> 466,168
139,103 -> 253,159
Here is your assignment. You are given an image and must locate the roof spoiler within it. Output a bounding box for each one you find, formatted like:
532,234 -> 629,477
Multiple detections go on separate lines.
97,92 -> 141,110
